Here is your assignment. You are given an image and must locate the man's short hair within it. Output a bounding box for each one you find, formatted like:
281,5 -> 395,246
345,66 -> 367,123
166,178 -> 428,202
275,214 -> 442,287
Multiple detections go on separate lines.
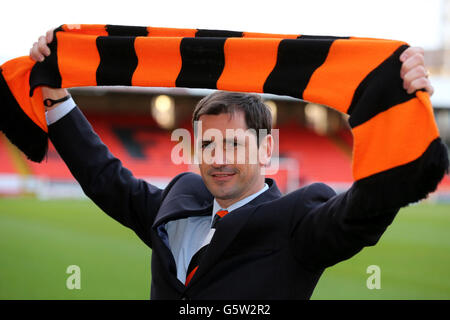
192,91 -> 273,142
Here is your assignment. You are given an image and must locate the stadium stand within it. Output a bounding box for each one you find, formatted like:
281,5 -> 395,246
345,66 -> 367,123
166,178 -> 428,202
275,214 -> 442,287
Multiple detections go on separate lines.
277,122 -> 353,184
26,113 -> 190,181
0,136 -> 17,174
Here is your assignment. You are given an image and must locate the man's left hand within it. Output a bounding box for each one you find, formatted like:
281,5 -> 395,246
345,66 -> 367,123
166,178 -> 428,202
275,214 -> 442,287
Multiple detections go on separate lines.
400,46 -> 434,96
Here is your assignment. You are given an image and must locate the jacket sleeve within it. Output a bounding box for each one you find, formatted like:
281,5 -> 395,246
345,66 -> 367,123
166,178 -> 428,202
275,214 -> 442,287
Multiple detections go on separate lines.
48,106 -> 163,247
290,183 -> 399,271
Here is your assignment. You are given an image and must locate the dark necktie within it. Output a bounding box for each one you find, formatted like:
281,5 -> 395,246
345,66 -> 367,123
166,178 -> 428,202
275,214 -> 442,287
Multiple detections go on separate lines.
185,209 -> 229,286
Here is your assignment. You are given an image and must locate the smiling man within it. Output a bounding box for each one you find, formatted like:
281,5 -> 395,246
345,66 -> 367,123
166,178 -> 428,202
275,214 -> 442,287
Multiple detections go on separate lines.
193,92 -> 273,208
29,30 -> 436,299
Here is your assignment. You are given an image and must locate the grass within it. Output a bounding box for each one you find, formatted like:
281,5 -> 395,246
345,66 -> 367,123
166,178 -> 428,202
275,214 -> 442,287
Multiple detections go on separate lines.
312,203 -> 450,299
0,197 -> 449,299
0,197 -> 151,299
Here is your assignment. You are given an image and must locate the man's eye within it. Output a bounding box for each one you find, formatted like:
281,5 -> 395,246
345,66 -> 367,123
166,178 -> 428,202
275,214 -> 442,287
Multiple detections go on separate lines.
225,141 -> 239,148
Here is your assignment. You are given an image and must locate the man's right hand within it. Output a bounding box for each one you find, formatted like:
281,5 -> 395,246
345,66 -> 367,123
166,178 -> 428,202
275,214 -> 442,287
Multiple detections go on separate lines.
29,29 -> 69,111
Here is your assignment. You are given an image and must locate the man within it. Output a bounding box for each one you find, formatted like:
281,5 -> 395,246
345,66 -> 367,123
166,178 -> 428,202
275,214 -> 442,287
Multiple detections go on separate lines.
30,30 -> 434,299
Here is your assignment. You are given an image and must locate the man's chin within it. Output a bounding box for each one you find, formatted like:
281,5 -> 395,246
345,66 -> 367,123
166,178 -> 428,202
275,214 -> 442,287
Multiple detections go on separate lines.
203,175 -> 241,199
208,184 -> 238,201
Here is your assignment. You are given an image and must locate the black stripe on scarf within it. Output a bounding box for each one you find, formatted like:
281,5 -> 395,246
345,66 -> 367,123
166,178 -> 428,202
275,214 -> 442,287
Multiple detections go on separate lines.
347,45 -> 412,127
263,39 -> 334,99
176,37 -> 227,89
106,25 -> 149,37
29,30 -> 62,96
96,36 -> 138,86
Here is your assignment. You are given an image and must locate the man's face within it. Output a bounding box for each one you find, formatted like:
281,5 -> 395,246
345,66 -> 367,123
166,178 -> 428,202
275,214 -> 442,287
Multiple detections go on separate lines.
196,111 -> 270,208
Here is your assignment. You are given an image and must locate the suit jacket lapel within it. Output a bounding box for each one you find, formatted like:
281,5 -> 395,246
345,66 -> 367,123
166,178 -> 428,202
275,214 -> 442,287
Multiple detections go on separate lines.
150,173 -> 214,289
152,173 -> 214,228
153,195 -> 212,227
189,206 -> 253,285
188,178 -> 282,286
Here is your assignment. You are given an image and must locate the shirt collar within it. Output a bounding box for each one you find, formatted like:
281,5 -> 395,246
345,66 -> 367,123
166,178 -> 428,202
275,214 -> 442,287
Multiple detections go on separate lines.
212,183 -> 269,218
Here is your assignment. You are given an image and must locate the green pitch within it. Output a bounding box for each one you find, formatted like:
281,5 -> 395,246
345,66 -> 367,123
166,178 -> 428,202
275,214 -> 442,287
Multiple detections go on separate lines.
0,197 -> 449,299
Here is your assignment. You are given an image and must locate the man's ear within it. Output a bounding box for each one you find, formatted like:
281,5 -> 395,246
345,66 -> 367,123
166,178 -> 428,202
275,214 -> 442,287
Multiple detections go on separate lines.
258,134 -> 273,166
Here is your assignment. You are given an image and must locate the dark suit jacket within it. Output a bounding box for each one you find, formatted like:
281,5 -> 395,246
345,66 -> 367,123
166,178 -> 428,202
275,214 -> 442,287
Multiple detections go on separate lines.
49,106 -> 399,300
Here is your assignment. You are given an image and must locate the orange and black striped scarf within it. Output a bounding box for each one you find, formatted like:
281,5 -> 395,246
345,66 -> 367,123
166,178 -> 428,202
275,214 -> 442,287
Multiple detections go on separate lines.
0,24 -> 448,210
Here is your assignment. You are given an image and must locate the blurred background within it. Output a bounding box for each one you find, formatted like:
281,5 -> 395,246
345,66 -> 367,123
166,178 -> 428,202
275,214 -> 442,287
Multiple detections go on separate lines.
0,0 -> 449,299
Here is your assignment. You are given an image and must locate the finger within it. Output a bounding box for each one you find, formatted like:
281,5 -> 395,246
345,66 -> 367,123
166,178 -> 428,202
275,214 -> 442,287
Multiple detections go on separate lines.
38,35 -> 51,57
46,29 -> 54,43
427,84 -> 434,96
400,52 -> 425,78
407,78 -> 433,95
399,46 -> 424,63
30,42 -> 45,62
402,65 -> 427,90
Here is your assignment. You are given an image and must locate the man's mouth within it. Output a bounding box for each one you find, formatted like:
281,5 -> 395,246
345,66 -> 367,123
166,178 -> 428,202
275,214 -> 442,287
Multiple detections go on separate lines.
210,172 -> 236,181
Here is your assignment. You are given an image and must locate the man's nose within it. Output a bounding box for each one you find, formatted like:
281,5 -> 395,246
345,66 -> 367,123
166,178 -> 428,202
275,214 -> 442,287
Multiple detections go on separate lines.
211,147 -> 227,166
